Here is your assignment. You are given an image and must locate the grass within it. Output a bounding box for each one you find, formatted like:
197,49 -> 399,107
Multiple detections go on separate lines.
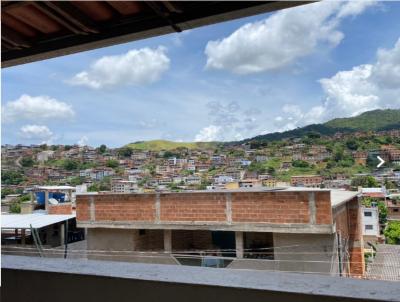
125,140 -> 218,151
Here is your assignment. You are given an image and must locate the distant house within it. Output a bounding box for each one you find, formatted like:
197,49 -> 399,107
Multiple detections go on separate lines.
362,207 -> 380,246
290,175 -> 323,188
111,180 -> 138,193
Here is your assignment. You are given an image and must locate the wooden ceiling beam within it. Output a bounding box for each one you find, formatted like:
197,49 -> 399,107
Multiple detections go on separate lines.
31,2 -> 85,35
43,2 -> 99,34
2,24 -> 31,48
162,2 -> 183,14
145,1 -> 182,32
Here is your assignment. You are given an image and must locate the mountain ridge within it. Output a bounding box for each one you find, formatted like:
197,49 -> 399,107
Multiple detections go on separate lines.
124,109 -> 400,150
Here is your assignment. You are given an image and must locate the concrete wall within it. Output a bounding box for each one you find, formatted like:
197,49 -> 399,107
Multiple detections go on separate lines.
3,255 -> 398,302
86,228 -> 176,265
272,233 -> 336,274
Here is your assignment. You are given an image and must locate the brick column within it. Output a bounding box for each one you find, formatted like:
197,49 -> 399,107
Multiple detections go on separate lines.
235,231 -> 244,258
347,197 -> 365,277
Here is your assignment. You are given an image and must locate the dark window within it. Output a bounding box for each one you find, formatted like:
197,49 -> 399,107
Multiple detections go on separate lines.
365,225 -> 374,230
394,209 -> 399,212
139,229 -> 146,235
364,211 -> 372,217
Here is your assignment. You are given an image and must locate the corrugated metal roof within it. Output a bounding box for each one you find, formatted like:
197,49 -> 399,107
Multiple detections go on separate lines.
1,213 -> 75,229
366,244 -> 400,282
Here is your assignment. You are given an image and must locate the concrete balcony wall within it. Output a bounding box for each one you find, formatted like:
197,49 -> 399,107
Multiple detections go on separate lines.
2,255 -> 399,302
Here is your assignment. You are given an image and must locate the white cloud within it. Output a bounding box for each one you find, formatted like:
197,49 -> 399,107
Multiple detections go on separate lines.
77,136 -> 89,146
2,94 -> 75,123
69,47 -> 170,89
194,101 -> 261,141
19,124 -> 53,141
205,1 -> 376,74
194,125 -> 221,142
275,37 -> 400,131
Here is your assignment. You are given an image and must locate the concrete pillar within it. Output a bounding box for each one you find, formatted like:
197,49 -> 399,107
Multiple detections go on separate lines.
60,223 -> 65,247
164,230 -> 172,253
21,229 -> 26,245
45,191 -> 49,211
235,231 -> 244,259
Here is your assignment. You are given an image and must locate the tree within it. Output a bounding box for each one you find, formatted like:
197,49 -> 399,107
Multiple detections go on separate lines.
378,201 -> 387,225
106,159 -> 119,168
1,188 -> 15,198
21,157 -> 35,167
346,139 -> 359,151
69,176 -> 85,186
1,170 -> 24,185
98,144 -> 107,154
384,221 -> 400,244
118,147 -> 133,158
292,160 -> 309,168
10,202 -> 21,213
62,159 -> 79,170
351,175 -> 378,188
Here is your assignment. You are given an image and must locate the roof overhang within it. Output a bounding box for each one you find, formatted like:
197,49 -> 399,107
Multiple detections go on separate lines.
2,1 -> 310,67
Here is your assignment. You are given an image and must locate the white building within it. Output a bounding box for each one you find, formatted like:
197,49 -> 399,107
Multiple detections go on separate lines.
362,207 -> 380,243
111,180 -> 138,193
37,150 -> 55,162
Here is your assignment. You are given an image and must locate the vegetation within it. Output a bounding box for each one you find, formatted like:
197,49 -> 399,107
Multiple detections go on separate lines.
106,159 -> 119,168
240,109 -> 400,143
62,159 -> 79,170
118,146 -> 133,157
97,144 -> 107,154
325,109 -> 400,131
20,157 -> 35,167
1,170 -> 25,185
351,176 -> 379,188
384,221 -> 400,245
126,140 -> 217,151
9,202 -> 21,213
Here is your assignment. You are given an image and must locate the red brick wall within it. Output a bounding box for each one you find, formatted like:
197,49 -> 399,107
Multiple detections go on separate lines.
315,192 -> 333,224
333,197 -> 365,277
48,203 -> 72,215
231,192 -> 311,223
76,191 -> 333,225
95,194 -> 155,221
76,196 -> 90,221
160,193 -> 226,222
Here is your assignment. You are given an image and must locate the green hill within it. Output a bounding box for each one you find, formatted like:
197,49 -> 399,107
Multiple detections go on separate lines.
126,140 -> 217,151
239,109 -> 400,144
324,109 -> 400,130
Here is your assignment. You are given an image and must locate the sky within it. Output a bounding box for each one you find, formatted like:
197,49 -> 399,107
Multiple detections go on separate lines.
2,1 -> 400,147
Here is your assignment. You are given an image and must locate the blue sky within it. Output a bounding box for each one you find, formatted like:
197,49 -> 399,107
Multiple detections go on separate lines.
2,1 -> 400,147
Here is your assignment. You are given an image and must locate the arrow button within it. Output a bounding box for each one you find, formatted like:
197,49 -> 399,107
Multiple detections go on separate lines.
377,156 -> 385,168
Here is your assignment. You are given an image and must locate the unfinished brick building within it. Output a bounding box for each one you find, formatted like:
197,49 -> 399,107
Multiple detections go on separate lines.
76,188 -> 364,277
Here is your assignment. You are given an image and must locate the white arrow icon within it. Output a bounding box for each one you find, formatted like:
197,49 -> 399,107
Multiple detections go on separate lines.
377,156 -> 385,168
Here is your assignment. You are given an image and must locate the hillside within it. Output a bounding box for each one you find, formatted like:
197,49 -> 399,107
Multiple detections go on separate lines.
240,109 -> 400,144
325,109 -> 400,130
126,140 -> 217,151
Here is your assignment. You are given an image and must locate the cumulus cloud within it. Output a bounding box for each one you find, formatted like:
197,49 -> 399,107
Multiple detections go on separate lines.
194,101 -> 261,141
275,37 -> 400,131
19,124 -> 53,141
205,1 -> 376,74
77,136 -> 89,147
194,125 -> 221,142
69,47 -> 170,89
2,94 -> 75,123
